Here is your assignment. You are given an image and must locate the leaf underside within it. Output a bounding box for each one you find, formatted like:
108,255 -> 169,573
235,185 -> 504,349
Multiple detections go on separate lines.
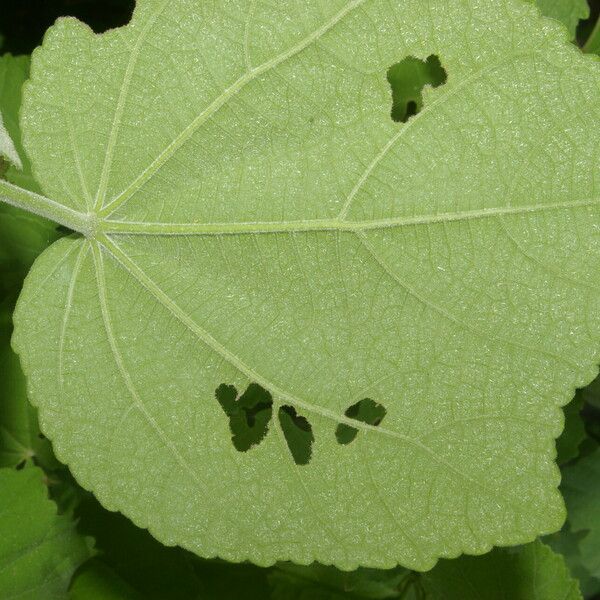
11,0 -> 600,569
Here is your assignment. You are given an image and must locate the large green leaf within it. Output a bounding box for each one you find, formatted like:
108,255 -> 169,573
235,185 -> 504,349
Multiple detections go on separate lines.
421,540 -> 582,599
5,0 -> 600,568
0,466 -> 92,599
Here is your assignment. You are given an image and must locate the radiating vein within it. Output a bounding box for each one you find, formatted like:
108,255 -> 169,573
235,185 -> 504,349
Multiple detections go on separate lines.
355,230 -> 581,369
337,50 -> 535,220
95,0 -> 170,210
100,0 -> 369,218
58,242 -> 88,392
91,240 -> 204,487
98,233 -> 533,507
98,195 -> 600,236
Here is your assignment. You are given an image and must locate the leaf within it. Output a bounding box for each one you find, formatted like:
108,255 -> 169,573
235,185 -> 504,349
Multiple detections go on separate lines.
0,111 -> 20,170
69,559 -> 143,600
546,523 -> 600,599
387,55 -> 446,123
582,372 -> 600,409
0,53 -> 61,470
0,307 -> 58,469
532,0 -> 590,40
561,448 -> 600,580
0,53 -> 59,300
0,206 -> 60,298
583,15 -> 600,54
8,0 -> 600,568
72,493 -> 271,600
556,391 -> 586,465
0,466 -> 92,599
0,54 -> 39,192
269,564 -> 414,600
420,540 -> 582,600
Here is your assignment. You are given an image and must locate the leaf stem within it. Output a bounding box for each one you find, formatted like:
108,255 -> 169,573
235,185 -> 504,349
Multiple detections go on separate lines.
0,178 -> 93,236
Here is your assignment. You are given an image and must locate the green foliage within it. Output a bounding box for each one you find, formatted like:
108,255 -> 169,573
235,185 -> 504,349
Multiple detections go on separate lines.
562,449 -> 600,582
0,315 -> 58,469
421,541 -> 581,599
270,564 -> 414,599
0,466 -> 92,599
531,0 -> 590,39
0,54 -> 39,191
0,54 -> 59,302
583,16 -> 600,54
4,0 -> 599,570
1,0 -> 600,597
557,391 -> 586,465
0,53 -> 61,471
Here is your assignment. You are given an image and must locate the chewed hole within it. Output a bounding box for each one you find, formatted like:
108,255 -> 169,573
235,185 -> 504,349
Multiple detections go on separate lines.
216,383 -> 273,452
387,54 -> 447,123
335,398 -> 387,445
278,406 -> 314,465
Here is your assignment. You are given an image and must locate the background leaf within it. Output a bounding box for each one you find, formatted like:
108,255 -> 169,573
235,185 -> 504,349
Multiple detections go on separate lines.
529,0 -> 590,39
561,448 -> 600,581
269,564 -> 414,599
0,466 -> 92,600
420,540 -> 582,600
557,391 -> 586,465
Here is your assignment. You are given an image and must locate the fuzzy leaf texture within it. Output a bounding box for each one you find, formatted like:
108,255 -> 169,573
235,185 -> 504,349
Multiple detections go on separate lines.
9,0 -> 600,569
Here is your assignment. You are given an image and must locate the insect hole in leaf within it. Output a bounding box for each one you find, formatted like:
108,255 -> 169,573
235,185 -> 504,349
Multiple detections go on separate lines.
278,406 -> 314,466
387,54 -> 447,122
335,398 -> 387,445
215,383 -> 273,452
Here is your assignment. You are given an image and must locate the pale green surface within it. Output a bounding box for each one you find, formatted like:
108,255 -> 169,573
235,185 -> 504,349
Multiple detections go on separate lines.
0,466 -> 91,599
421,540 -> 582,599
5,0 -> 600,569
535,0 -> 589,39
